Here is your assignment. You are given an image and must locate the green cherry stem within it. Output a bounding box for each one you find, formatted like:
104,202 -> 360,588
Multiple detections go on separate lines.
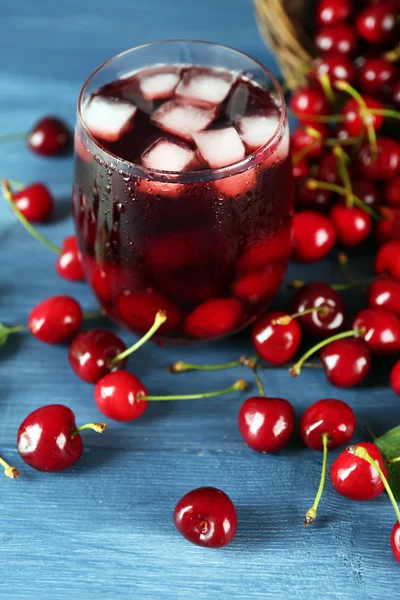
289,278 -> 377,292
139,378 -> 248,401
82,310 -> 105,320
306,179 -> 381,220
352,445 -> 400,524
0,132 -> 26,143
292,140 -> 320,165
318,73 -> 335,104
168,355 -> 258,373
2,180 -> 61,254
368,108 -> 400,120
253,367 -> 266,397
324,135 -> 364,147
271,306 -> 329,325
304,432 -> 330,526
0,323 -> 28,347
108,310 -> 167,368
71,423 -> 107,438
290,329 -> 366,377
333,145 -> 352,205
337,252 -> 355,285
0,456 -> 20,479
290,112 -> 344,123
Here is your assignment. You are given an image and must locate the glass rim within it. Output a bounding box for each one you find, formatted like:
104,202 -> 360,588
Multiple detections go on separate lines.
77,39 -> 287,181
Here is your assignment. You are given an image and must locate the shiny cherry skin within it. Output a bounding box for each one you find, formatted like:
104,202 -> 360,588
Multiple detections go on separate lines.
289,87 -> 329,120
319,151 -> 341,184
351,179 -> 381,208
300,399 -> 355,450
384,177 -> 400,207
391,522 -> 400,562
116,289 -> 181,334
238,397 -> 295,453
296,177 -> 332,210
358,58 -> 397,98
56,235 -> 85,281
314,23 -> 358,56
329,204 -> 371,248
13,183 -> 53,222
174,487 -> 238,548
68,329 -> 126,383
27,116 -> 71,156
375,240 -> 400,278
376,208 -> 400,244
330,442 -> 387,500
252,311 -> 302,365
352,308 -> 400,355
391,360 -> 400,395
232,264 -> 284,304
293,158 -> 310,180
367,277 -> 400,316
356,3 -> 396,44
291,123 -> 328,158
316,0 -> 352,26
314,52 -> 356,84
357,137 -> 400,181
17,405 -> 83,471
185,298 -> 243,338
320,339 -> 371,387
28,295 -> 83,344
94,370 -> 148,421
292,211 -> 336,263
340,96 -> 384,137
290,282 -> 346,339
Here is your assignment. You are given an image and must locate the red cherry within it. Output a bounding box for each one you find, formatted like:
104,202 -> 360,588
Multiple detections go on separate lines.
340,96 -> 384,137
289,87 -> 330,120
352,308 -> 400,355
329,204 -> 372,248
94,370 -> 148,421
330,442 -> 387,500
356,3 -> 396,44
358,58 -> 397,98
320,339 -> 371,387
232,265 -> 284,304
27,116 -> 71,156
375,240 -> 400,279
293,158 -> 310,179
13,183 -> 53,222
28,295 -> 83,344
300,399 -> 355,451
238,396 -> 295,453
314,52 -> 356,84
116,290 -> 181,334
296,177 -> 332,210
314,23 -> 358,56
68,329 -> 126,383
376,208 -> 400,244
367,277 -> 400,316
90,261 -> 123,305
237,226 -> 292,273
251,311 -> 302,365
319,151 -> 341,184
174,487 -> 237,548
290,282 -> 346,339
56,235 -> 85,281
391,522 -> 400,562
17,405 -> 105,471
316,0 -> 352,26
357,137 -> 400,181
185,298 -> 243,338
291,123 -> 328,158
292,211 -> 336,263
391,360 -> 400,395
384,177 -> 400,207
351,179 -> 381,208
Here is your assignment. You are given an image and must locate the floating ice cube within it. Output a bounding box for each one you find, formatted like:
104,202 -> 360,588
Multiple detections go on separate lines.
151,100 -> 216,141
141,138 -> 196,172
139,69 -> 181,100
226,83 -> 250,121
83,96 -> 137,142
193,127 -> 245,169
176,67 -> 237,106
236,114 -> 280,152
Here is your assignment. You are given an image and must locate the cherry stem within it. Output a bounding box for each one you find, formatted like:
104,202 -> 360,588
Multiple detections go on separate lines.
292,140 -> 320,165
384,45 -> 400,63
290,111 -> 344,123
337,252 -> 355,285
304,432 -> 329,526
140,379 -> 248,401
0,323 -> 27,347
306,179 -> 381,220
290,329 -> 366,377
318,73 -> 335,104
333,145 -> 352,205
108,310 -> 167,367
324,136 -> 364,148
0,132 -> 26,143
253,367 -> 266,397
387,456 -> 400,464
168,355 -> 258,373
289,278 -> 377,292
352,445 -> 400,524
368,108 -> 400,120
335,80 -> 378,161
271,306 -> 329,326
7,180 -> 24,190
1,180 -> 61,254
0,456 -> 20,479
71,423 -> 107,438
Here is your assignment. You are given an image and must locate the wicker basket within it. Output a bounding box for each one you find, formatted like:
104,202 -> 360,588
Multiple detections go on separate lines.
254,0 -> 318,87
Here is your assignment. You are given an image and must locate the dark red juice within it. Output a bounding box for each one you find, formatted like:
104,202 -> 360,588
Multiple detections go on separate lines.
74,63 -> 294,343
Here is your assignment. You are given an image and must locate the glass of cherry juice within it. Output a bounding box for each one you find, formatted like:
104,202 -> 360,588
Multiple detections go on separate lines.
74,41 -> 293,344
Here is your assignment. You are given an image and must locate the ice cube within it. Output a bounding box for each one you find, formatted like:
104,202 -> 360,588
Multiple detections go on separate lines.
139,69 -> 181,100
213,165 -> 258,198
83,96 -> 137,142
141,138 -> 196,172
226,82 -> 249,121
193,127 -> 245,169
151,100 -> 216,141
263,125 -> 290,168
176,67 -> 237,106
236,114 -> 280,152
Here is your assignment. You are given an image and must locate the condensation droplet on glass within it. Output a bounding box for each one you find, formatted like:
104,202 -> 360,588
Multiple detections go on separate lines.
94,155 -> 104,165
105,185 -> 112,193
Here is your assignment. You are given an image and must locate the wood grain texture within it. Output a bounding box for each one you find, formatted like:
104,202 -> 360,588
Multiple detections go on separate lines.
1,1 -> 400,598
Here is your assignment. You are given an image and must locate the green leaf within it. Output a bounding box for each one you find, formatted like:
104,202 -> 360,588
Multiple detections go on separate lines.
375,425 -> 400,501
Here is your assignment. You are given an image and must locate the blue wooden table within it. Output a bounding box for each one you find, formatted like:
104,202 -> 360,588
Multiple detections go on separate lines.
1,1 -> 399,598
